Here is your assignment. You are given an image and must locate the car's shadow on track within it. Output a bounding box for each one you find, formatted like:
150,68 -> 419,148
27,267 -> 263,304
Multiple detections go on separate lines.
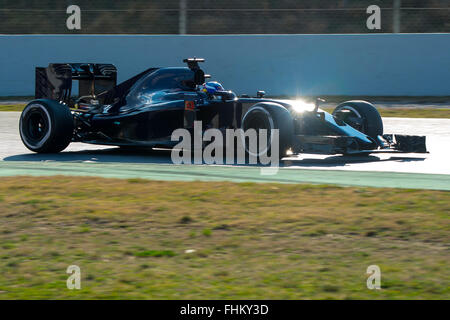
282,155 -> 426,167
3,147 -> 173,164
3,146 -> 427,168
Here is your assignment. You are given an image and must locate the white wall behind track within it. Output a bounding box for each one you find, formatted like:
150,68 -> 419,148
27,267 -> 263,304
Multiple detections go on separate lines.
0,34 -> 449,97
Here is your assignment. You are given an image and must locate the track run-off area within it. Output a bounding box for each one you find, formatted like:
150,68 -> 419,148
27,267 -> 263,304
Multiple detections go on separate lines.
1,112 -> 449,190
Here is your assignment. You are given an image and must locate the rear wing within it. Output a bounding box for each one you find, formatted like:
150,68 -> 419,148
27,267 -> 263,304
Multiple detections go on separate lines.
35,63 -> 117,105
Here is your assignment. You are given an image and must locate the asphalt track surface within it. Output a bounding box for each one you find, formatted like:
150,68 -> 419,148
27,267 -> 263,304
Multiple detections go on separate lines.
0,112 -> 449,190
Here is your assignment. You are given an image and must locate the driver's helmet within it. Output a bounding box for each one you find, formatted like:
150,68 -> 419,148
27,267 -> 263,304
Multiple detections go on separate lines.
200,81 -> 224,94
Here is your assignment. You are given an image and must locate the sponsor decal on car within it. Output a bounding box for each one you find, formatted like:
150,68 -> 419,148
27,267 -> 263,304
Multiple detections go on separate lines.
184,100 -> 195,111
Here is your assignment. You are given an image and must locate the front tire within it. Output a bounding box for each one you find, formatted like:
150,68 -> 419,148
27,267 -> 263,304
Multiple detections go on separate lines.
19,99 -> 74,153
242,102 -> 293,159
332,100 -> 383,140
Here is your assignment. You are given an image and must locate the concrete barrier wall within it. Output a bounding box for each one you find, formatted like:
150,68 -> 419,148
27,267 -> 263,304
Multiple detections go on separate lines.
1,34 -> 449,97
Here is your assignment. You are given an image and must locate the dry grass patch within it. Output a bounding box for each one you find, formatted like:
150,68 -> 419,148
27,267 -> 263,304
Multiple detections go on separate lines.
0,104 -> 26,112
0,176 -> 448,299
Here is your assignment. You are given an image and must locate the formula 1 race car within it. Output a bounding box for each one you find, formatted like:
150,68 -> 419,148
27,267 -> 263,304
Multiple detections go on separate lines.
19,58 -> 427,159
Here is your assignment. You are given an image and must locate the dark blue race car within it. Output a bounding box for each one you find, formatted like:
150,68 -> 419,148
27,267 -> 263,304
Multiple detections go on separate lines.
19,58 -> 426,158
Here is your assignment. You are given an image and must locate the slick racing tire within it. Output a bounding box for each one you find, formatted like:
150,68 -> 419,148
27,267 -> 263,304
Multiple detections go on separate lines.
332,100 -> 383,140
19,99 -> 74,153
242,102 -> 293,159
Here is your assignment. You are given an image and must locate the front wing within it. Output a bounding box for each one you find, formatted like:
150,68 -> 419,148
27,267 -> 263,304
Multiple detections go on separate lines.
291,134 -> 427,155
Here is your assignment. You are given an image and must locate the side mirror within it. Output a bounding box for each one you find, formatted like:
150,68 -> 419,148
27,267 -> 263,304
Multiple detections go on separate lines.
314,98 -> 326,112
215,90 -> 237,102
257,90 -> 266,98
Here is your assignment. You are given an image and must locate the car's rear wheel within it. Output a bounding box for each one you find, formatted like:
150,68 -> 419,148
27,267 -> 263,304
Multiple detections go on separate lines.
20,99 -> 74,153
242,102 -> 293,159
332,100 -> 383,140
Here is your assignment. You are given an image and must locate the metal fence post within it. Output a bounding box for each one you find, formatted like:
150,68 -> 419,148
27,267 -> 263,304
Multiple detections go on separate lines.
393,0 -> 401,33
179,0 -> 187,34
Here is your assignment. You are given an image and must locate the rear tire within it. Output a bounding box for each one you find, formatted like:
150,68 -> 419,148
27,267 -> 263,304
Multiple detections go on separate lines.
242,102 -> 293,159
332,100 -> 383,140
19,99 -> 74,153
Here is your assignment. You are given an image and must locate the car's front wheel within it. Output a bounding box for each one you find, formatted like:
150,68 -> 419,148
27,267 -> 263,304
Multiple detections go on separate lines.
19,99 -> 74,153
332,100 -> 383,140
242,102 -> 293,159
